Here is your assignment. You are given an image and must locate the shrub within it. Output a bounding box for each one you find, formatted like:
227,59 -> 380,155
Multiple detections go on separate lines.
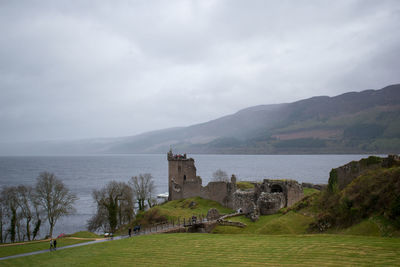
360,156 -> 383,166
327,169 -> 339,194
134,209 -> 168,226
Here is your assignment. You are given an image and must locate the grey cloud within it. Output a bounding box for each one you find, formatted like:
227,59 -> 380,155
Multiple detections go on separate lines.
0,0 -> 399,142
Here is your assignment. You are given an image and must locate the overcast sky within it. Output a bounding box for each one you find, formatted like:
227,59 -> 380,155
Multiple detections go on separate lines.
1,0 -> 399,143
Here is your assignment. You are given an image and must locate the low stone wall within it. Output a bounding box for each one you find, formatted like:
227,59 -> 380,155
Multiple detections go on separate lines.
217,220 -> 247,228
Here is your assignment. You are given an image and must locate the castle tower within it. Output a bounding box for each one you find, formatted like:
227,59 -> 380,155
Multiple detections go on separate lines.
167,149 -> 199,201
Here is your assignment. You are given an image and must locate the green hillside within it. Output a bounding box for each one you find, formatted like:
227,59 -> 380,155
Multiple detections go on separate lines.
133,84 -> 400,154
133,197 -> 233,226
310,166 -> 400,233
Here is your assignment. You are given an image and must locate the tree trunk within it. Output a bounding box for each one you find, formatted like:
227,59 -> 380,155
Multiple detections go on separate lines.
10,208 -> 16,242
49,218 -> 54,238
32,219 -> 41,240
0,221 -> 3,243
118,201 -> 122,227
108,197 -> 118,233
26,218 -> 31,241
49,224 -> 54,238
16,221 -> 21,242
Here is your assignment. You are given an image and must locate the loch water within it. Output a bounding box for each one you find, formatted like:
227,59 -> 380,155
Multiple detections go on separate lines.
0,154 -> 377,236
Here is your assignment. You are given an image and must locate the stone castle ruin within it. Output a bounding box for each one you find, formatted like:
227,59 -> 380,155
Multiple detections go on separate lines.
168,150 -> 303,218
332,155 -> 400,190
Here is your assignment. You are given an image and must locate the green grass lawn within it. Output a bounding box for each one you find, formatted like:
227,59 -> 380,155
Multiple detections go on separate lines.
2,233 -> 400,266
0,238 -> 96,258
213,211 -> 314,235
68,231 -> 101,239
303,187 -> 320,197
153,197 -> 233,220
326,216 -> 400,237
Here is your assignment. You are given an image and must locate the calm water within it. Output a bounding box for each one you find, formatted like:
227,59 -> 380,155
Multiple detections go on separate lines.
0,154 -> 376,236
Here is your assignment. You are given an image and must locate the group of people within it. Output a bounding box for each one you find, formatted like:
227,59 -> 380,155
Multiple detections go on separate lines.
128,225 -> 141,237
49,239 -> 57,251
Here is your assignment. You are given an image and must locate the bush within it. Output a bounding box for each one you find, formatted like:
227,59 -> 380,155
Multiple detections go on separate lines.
314,166 -> 400,231
360,156 -> 383,166
327,169 -> 339,194
134,209 -> 168,226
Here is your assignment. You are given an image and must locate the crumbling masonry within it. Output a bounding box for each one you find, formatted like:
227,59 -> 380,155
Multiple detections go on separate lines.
168,150 -> 304,217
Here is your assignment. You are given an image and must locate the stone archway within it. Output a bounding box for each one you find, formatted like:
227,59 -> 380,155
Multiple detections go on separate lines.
271,184 -> 283,193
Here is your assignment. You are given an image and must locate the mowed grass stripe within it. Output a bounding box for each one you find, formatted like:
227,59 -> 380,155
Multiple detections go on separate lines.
2,234 -> 400,266
0,238 -> 96,258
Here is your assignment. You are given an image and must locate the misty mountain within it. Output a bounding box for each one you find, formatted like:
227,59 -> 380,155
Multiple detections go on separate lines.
2,84 -> 400,155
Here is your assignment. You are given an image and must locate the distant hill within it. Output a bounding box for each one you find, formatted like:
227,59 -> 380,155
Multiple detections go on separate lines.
1,84 -> 400,155
107,84 -> 400,154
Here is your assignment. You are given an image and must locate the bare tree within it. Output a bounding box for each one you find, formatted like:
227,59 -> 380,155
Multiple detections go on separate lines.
212,169 -> 229,182
0,195 -> 6,243
89,181 -> 134,233
15,185 -> 41,241
35,172 -> 77,238
87,204 -> 109,233
1,186 -> 19,242
31,198 -> 42,241
130,173 -> 155,211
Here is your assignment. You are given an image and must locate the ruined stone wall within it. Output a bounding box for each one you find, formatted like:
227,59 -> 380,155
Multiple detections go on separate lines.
168,150 -> 236,208
334,162 -> 377,190
260,179 -> 303,208
334,155 -> 399,190
233,179 -> 303,216
233,190 -> 256,214
200,181 -> 236,209
168,151 -> 199,201
182,180 -> 202,199
168,150 -> 305,216
285,181 -> 304,207
257,192 -> 285,215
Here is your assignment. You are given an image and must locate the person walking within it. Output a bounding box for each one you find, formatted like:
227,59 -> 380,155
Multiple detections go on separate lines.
49,239 -> 53,251
53,239 -> 57,250
129,228 -> 132,237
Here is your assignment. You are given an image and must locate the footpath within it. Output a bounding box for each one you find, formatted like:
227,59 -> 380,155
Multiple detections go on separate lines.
0,236 -> 125,261
0,222 -> 191,261
0,212 -> 241,261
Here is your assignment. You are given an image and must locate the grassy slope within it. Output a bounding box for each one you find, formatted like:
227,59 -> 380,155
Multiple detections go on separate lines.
3,233 -> 400,266
151,197 -> 233,220
303,187 -> 320,197
327,216 -> 400,237
213,187 -> 319,235
0,238 -> 96,258
213,212 -> 314,235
